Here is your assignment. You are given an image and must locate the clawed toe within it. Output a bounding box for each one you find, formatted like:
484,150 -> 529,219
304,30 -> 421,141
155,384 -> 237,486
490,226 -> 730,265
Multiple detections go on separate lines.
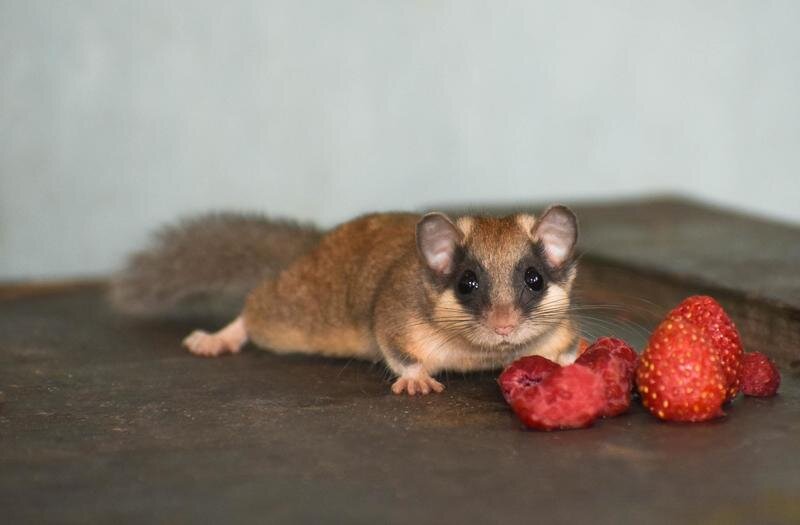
426,377 -> 445,393
182,330 -> 206,348
391,378 -> 408,395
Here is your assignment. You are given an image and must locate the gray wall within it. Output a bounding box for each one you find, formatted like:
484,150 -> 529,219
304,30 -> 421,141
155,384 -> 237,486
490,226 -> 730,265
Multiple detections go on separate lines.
2,1 -> 799,279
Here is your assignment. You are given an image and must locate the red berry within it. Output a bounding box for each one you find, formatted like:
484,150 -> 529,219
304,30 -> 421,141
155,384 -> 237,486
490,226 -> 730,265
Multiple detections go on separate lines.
578,337 -> 638,373
577,338 -> 591,357
576,337 -> 638,417
509,364 -> 606,431
636,319 -> 727,422
741,352 -> 781,397
497,355 -> 560,403
666,295 -> 743,401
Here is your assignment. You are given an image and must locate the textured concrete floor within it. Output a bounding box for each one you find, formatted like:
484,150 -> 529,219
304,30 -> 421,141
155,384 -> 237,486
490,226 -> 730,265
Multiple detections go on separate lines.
1,285 -> 798,524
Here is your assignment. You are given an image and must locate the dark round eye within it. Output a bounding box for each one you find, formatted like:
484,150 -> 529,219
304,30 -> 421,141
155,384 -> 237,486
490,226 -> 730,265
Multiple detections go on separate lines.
524,267 -> 543,291
457,270 -> 479,295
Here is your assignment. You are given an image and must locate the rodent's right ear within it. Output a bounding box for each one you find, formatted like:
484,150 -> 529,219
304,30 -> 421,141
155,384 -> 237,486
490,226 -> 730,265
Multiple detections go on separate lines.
416,213 -> 463,277
533,205 -> 578,269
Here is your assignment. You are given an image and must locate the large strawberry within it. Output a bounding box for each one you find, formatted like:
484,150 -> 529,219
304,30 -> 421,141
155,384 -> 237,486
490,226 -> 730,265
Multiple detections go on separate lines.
636,318 -> 727,422
666,295 -> 743,401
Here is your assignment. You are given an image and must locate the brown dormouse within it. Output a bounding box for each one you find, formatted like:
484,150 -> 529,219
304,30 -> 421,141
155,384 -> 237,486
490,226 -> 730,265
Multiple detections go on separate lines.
111,206 -> 580,395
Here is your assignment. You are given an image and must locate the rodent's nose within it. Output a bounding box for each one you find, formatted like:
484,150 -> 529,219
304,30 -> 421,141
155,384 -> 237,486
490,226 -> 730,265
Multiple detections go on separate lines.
493,324 -> 516,336
487,304 -> 520,336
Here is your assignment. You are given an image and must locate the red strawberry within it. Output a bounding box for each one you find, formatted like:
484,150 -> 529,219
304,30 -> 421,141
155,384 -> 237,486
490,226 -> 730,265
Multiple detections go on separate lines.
666,295 -> 743,401
576,337 -> 638,417
636,319 -> 727,422
741,352 -> 781,397
509,364 -> 606,431
498,355 -> 560,403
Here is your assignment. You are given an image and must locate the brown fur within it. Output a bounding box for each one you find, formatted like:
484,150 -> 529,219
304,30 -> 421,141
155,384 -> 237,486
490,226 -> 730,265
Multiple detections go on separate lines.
242,211 -> 579,378
116,207 -> 581,391
244,213 -> 419,360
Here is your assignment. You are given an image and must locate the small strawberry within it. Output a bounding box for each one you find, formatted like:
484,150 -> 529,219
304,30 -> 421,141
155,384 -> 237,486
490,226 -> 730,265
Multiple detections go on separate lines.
509,363 -> 606,431
636,319 -> 727,422
741,352 -> 781,397
576,337 -> 638,417
666,295 -> 743,401
497,355 -> 560,403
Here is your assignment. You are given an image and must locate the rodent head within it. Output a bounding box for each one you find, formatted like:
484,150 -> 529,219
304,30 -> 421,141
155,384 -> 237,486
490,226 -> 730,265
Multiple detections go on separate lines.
416,205 -> 578,349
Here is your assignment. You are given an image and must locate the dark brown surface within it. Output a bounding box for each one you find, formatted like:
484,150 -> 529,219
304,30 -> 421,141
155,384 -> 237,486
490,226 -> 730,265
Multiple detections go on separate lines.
1,285 -> 799,525
3,196 -> 800,524
574,196 -> 800,309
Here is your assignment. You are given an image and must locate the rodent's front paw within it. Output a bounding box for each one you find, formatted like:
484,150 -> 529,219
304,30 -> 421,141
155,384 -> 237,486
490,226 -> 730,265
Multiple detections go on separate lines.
391,366 -> 445,396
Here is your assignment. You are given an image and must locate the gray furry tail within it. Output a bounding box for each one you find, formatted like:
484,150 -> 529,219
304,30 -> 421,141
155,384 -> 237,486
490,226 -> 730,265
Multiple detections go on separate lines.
109,212 -> 323,318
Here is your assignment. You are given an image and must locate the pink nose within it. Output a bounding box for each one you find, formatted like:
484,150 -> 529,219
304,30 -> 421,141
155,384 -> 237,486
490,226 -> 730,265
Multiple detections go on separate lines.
493,325 -> 516,336
487,303 -> 519,336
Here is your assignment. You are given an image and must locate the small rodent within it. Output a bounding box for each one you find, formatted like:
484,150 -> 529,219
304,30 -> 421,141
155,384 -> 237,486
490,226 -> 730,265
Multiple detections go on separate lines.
111,206 -> 581,395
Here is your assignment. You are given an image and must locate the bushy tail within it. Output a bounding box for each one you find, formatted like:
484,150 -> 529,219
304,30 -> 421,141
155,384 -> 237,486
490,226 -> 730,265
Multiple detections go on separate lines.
109,212 -> 323,318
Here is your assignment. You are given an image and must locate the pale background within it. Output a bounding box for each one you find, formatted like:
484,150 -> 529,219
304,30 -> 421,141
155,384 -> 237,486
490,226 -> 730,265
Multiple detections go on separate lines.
2,1 -> 799,280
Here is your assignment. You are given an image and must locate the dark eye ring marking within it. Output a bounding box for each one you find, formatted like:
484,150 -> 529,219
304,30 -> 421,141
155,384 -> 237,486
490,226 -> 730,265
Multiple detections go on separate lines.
457,270 -> 479,295
524,267 -> 543,292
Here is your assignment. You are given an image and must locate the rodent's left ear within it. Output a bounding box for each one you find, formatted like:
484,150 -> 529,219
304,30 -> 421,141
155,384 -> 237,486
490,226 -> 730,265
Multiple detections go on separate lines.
533,205 -> 578,268
416,212 -> 463,276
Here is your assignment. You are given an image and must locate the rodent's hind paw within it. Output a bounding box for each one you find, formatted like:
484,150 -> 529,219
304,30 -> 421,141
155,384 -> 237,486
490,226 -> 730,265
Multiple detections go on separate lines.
182,330 -> 241,357
391,374 -> 445,396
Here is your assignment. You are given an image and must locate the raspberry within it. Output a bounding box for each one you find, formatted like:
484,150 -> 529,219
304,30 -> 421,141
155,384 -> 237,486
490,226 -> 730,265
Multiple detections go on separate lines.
497,355 -> 560,403
666,296 -> 743,401
636,319 -> 727,422
576,337 -> 638,417
577,338 -> 590,357
741,352 -> 781,397
577,337 -> 638,374
509,364 -> 606,431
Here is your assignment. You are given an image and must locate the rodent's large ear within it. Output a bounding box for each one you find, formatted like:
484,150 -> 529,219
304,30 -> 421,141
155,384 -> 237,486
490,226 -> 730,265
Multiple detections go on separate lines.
533,205 -> 578,268
416,213 -> 463,276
